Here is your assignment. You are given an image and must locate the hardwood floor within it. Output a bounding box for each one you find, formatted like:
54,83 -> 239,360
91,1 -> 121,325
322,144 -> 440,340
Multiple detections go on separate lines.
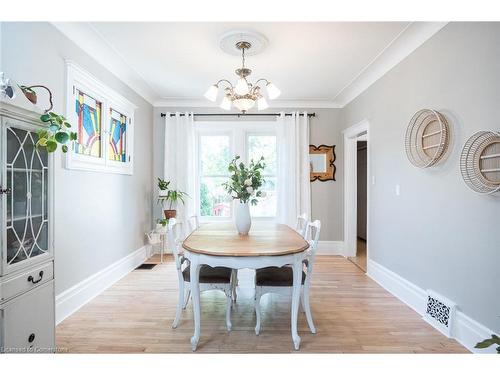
348,238 -> 367,272
56,255 -> 467,353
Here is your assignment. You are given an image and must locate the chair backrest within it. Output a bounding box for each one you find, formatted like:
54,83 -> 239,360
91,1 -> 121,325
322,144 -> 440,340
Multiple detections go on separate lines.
187,215 -> 200,234
167,218 -> 184,270
295,213 -> 308,237
304,220 -> 321,273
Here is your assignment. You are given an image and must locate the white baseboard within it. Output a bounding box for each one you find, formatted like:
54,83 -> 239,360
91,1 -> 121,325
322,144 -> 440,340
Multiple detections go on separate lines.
367,259 -> 427,315
55,245 -> 150,325
317,241 -> 344,255
367,259 -> 498,354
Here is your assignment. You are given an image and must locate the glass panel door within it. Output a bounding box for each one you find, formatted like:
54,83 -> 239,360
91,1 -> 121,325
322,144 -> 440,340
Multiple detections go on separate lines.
4,124 -> 49,266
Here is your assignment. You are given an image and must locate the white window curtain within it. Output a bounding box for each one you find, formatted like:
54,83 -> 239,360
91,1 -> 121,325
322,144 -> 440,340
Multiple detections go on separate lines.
163,112 -> 197,224
276,111 -> 311,227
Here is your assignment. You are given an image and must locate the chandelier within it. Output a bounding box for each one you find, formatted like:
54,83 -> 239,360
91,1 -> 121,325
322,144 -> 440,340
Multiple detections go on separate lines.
204,40 -> 281,113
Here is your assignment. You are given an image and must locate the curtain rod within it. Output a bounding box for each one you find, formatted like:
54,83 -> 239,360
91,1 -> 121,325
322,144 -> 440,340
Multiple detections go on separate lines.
160,112 -> 315,118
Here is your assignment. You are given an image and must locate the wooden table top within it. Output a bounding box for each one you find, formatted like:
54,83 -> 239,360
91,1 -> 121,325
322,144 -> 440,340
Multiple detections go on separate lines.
182,222 -> 309,257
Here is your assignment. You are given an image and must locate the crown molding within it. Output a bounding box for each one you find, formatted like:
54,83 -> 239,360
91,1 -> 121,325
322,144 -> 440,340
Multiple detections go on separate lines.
333,22 -> 448,107
51,22 -> 159,104
154,97 -> 341,109
51,22 -> 447,110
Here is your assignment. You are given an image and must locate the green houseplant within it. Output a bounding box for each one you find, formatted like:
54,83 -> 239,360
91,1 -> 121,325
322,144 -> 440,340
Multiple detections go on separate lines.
475,334 -> 500,353
37,111 -> 77,153
16,84 -> 76,153
155,218 -> 168,234
222,155 -> 266,235
157,178 -> 189,219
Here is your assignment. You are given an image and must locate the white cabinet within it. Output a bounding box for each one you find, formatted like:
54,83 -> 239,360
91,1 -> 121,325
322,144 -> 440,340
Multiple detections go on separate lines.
0,103 -> 55,353
1,280 -> 55,352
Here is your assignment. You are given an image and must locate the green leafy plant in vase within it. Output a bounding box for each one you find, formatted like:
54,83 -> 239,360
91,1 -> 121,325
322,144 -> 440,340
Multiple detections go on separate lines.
157,178 -> 189,219
222,155 -> 266,235
156,218 -> 168,234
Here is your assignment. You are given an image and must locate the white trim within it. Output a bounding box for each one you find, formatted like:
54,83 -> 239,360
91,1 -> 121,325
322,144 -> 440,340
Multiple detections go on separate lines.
367,259 -> 498,354
333,22 -> 447,107
367,259 -> 427,314
55,245 -> 150,325
51,22 -> 158,104
316,241 -> 344,256
343,119 -> 370,259
154,98 -> 341,108
65,61 -> 135,175
52,22 -> 446,109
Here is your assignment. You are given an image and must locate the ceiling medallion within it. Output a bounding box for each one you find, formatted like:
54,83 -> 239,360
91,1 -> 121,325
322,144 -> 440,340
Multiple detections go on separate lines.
204,32 -> 281,113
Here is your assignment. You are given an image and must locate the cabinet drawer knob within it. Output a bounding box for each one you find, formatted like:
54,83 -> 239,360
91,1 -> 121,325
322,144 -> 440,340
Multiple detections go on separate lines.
28,333 -> 35,343
27,270 -> 44,284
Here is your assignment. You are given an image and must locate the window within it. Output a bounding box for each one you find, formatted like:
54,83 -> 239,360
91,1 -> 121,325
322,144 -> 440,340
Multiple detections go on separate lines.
66,61 -> 135,174
199,135 -> 232,218
108,108 -> 128,163
247,135 -> 277,217
74,89 -> 102,158
196,122 -> 278,220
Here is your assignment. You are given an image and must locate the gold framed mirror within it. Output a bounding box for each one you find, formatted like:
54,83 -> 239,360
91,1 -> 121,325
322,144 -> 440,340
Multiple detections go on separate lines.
309,145 -> 336,181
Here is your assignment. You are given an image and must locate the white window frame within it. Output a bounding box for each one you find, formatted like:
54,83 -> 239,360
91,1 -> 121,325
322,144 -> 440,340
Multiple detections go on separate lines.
65,61 -> 136,175
245,131 -> 278,219
196,130 -> 234,221
194,120 -> 277,222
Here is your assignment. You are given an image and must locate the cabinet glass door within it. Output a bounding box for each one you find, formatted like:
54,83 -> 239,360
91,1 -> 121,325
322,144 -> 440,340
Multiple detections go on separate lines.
4,124 -> 49,266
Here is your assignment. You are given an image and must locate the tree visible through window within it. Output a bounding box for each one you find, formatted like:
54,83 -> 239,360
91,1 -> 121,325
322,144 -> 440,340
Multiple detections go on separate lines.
199,135 -> 232,217
247,135 -> 277,217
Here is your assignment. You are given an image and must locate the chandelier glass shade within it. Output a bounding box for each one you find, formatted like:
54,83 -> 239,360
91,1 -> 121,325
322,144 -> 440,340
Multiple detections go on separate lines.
204,41 -> 281,112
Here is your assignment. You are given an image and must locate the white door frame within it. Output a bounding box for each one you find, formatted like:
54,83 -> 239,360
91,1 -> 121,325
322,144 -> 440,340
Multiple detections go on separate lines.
342,119 -> 370,267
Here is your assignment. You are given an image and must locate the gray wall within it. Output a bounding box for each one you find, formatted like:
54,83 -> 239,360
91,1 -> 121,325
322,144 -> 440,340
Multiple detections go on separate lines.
153,107 -> 344,241
342,22 -> 500,332
1,22 -> 154,294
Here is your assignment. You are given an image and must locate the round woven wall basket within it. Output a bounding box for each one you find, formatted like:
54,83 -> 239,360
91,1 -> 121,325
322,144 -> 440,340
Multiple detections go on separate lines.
405,109 -> 450,168
460,130 -> 500,194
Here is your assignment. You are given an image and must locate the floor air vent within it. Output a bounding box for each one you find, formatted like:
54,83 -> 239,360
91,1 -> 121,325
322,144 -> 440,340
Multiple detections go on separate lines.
423,290 -> 456,337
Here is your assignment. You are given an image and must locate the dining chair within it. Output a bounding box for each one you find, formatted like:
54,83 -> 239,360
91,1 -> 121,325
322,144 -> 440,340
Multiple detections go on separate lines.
184,215 -> 238,304
295,213 -> 308,237
187,215 -> 200,235
168,218 -> 235,331
253,220 -> 321,335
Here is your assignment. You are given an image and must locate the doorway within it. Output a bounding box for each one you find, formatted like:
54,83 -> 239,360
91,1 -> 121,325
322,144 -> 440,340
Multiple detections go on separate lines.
343,120 -> 369,273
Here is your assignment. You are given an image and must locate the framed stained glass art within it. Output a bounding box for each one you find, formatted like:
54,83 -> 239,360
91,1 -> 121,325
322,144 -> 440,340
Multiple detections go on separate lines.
74,89 -> 102,158
65,61 -> 135,175
108,108 -> 127,163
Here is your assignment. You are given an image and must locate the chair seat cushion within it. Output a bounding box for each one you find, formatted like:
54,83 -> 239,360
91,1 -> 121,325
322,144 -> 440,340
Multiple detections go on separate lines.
183,265 -> 232,284
255,266 -> 307,287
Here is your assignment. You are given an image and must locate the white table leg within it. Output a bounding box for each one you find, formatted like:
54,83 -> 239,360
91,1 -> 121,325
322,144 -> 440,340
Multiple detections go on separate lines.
291,257 -> 302,350
190,256 -> 201,351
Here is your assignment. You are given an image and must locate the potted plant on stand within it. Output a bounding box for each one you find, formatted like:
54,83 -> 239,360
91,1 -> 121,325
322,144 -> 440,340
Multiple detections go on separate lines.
158,178 -> 170,197
156,218 -> 168,234
157,178 -> 189,219
222,155 -> 266,235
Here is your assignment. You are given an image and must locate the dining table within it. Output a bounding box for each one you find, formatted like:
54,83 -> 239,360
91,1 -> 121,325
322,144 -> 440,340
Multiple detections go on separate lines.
182,222 -> 310,351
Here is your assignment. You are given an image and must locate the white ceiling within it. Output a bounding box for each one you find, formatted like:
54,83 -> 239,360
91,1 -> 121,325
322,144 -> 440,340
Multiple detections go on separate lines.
53,22 -> 447,107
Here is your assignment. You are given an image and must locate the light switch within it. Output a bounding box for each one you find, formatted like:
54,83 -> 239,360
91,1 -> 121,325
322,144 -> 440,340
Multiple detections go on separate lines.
372,176 -> 376,185
395,184 -> 400,196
